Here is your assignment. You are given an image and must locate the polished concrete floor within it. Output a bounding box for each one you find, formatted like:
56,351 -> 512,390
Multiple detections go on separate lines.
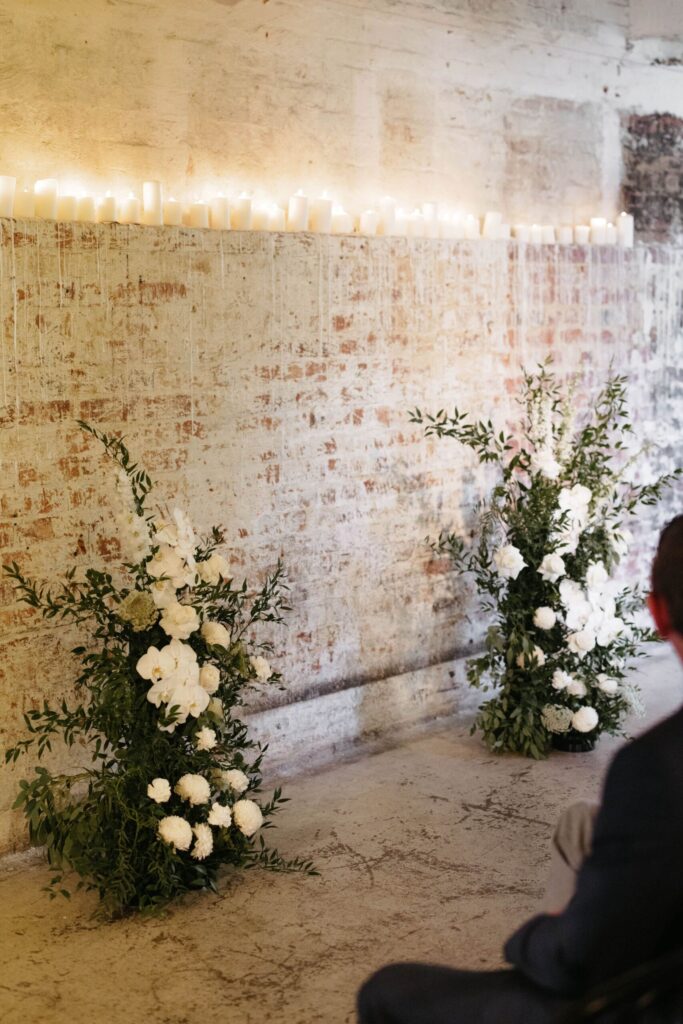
1,650 -> 680,1024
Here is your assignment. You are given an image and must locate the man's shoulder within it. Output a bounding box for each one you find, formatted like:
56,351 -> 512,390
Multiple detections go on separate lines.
611,703 -> 683,788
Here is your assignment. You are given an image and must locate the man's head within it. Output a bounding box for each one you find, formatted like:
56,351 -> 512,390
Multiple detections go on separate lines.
648,515 -> 683,642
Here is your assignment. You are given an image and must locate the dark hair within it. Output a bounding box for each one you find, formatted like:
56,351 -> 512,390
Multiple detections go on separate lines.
652,515 -> 683,634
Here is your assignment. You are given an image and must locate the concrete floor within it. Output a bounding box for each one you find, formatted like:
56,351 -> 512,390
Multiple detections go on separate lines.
1,650 -> 680,1024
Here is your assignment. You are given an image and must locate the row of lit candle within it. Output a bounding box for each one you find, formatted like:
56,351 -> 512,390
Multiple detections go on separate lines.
0,175 -> 635,246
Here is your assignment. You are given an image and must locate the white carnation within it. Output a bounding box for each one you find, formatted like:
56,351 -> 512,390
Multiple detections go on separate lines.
493,544 -> 526,580
572,706 -> 599,733
201,620 -> 230,648
250,655 -> 272,681
195,726 -> 217,751
541,704 -> 573,734
597,674 -> 619,695
191,823 -> 214,861
207,802 -> 232,828
175,773 -> 211,806
567,629 -> 596,658
215,768 -> 250,795
147,777 -> 172,803
197,553 -> 230,585
538,552 -> 566,583
533,606 -> 557,630
516,645 -> 546,668
233,799 -> 264,837
160,601 -> 200,640
551,669 -> 573,691
158,815 -> 193,851
199,664 -> 221,694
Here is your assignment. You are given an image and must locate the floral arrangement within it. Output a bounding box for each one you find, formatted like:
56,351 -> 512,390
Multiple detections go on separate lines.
410,364 -> 681,758
4,423 -> 315,916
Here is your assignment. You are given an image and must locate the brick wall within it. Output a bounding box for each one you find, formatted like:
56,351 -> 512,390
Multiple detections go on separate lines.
622,113 -> 683,242
1,219 -> 682,851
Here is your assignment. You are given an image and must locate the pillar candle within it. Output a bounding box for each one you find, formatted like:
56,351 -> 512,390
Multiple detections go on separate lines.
287,189 -> 308,231
76,195 -> 96,222
541,225 -> 556,244
407,209 -> 425,237
251,205 -> 270,231
231,193 -> 252,230
530,224 -> 544,244
268,204 -> 286,231
574,225 -> 590,245
163,198 -> 183,226
513,224 -> 530,242
309,193 -> 333,233
188,201 -> 209,229
422,202 -> 439,238
605,223 -> 617,245
97,193 -> 117,223
13,188 -> 35,218
359,210 -> 379,236
119,194 -> 141,224
0,175 -> 16,217
617,212 -> 634,247
395,209 -> 409,235
34,179 -> 58,219
378,196 -> 396,236
447,213 -> 466,240
464,214 -> 480,239
557,225 -> 573,244
209,195 -> 230,230
590,217 -> 607,245
499,224 -> 511,240
331,206 -> 353,234
142,181 -> 163,226
483,211 -> 502,239
56,195 -> 77,221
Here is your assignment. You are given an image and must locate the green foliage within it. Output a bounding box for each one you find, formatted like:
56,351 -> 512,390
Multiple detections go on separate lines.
4,424 -> 316,917
411,361 -> 681,759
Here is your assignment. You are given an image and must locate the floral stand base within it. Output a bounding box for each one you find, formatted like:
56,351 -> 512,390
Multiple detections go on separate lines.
552,732 -> 597,753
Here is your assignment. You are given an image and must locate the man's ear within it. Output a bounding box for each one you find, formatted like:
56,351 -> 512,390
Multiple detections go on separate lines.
648,591 -> 672,638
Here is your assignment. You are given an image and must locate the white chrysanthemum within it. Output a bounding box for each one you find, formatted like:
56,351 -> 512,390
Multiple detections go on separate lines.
572,706 -> 599,733
197,553 -> 230,585
199,664 -> 220,694
207,802 -> 232,828
201,620 -> 230,648
147,777 -> 172,803
552,669 -> 573,691
567,678 -> 587,697
538,553 -> 566,583
567,629 -> 596,659
160,601 -> 200,640
137,645 -> 176,682
250,655 -> 272,681
516,646 -> 546,669
191,823 -> 214,861
533,606 -> 557,630
158,815 -> 193,851
195,726 -> 217,751
215,768 -> 250,795
597,674 -> 619,695
233,799 -> 264,837
175,773 -> 211,806
493,544 -> 526,580
541,705 -> 573,734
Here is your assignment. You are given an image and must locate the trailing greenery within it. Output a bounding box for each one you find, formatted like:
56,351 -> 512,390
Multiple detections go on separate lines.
4,423 -> 316,917
410,363 -> 681,759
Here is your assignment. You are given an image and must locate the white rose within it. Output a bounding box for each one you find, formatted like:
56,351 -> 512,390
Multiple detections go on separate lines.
538,553 -> 566,583
195,726 -> 217,751
233,799 -> 264,837
201,620 -> 230,648
530,449 -> 561,480
160,601 -> 200,641
493,544 -> 526,580
572,706 -> 599,733
566,678 -> 587,697
197,553 -> 230,585
147,777 -> 172,803
199,664 -> 221,694
596,616 -> 625,648
597,674 -> 619,695
158,815 -> 193,851
250,655 -> 272,681
567,629 -> 596,658
215,768 -> 250,795
533,606 -> 557,630
585,562 -> 608,592
191,823 -> 214,861
175,773 -> 211,806
552,669 -> 573,691
516,645 -> 546,669
207,802 -> 232,828
137,645 -> 176,682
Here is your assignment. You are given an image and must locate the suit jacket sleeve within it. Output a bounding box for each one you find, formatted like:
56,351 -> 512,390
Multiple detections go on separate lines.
504,739 -> 680,997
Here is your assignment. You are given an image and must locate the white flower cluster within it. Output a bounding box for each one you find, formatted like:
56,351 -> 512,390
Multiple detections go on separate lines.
554,484 -> 592,556
137,639 -> 211,730
115,470 -> 152,564
559,565 -> 626,659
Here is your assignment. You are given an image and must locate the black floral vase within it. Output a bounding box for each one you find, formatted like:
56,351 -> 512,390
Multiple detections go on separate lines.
552,731 -> 597,753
